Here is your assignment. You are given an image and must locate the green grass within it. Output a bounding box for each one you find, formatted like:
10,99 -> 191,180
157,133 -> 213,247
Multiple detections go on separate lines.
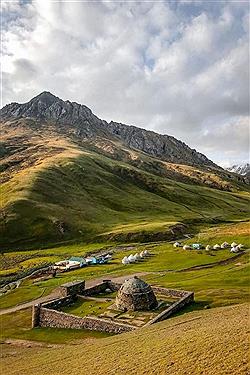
1,147 -> 249,249
1,235 -> 248,310
0,242 -> 108,281
0,308 -> 111,343
61,298 -> 112,317
145,252 -> 250,308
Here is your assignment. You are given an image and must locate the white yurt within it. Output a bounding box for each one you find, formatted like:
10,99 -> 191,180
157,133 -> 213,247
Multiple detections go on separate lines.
230,246 -> 238,253
128,254 -> 136,263
221,242 -> 229,249
205,245 -> 211,251
213,244 -> 220,250
139,251 -> 144,258
173,242 -> 181,248
183,245 -> 191,250
134,253 -> 140,261
231,242 -> 237,248
122,256 -> 129,265
143,250 -> 149,256
238,244 -> 244,249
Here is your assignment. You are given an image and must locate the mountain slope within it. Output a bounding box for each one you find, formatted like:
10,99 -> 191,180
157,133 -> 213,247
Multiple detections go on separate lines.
2,303 -> 249,375
226,163 -> 250,176
0,93 -> 249,249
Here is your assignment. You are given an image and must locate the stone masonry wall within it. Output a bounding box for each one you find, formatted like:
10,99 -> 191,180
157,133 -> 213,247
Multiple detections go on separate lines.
152,286 -> 189,298
57,280 -> 85,297
42,295 -> 76,310
32,278 -> 194,333
146,291 -> 194,326
81,282 -> 108,296
105,280 -> 121,292
38,307 -> 134,334
81,280 -> 121,296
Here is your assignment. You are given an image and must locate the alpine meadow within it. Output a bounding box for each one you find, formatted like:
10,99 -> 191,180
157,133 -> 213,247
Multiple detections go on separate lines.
1,2 -> 249,375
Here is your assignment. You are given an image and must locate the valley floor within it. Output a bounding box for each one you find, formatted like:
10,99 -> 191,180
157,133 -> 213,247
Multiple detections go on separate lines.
0,221 -> 249,374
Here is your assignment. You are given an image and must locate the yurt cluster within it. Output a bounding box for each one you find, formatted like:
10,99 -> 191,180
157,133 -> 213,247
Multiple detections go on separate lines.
121,250 -> 149,265
173,241 -> 244,253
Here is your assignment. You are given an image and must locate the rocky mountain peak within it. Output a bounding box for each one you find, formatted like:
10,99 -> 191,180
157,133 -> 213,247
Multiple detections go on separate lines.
226,163 -> 250,176
30,91 -> 58,105
0,92 -> 218,168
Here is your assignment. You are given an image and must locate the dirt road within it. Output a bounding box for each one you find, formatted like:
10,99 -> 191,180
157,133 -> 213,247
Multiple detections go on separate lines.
0,272 -> 149,316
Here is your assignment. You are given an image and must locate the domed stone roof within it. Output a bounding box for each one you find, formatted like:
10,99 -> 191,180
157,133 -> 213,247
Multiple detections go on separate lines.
116,276 -> 157,311
119,276 -> 152,294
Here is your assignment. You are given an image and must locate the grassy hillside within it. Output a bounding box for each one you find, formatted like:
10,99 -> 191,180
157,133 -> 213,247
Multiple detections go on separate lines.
1,143 -> 250,249
2,303 -> 248,375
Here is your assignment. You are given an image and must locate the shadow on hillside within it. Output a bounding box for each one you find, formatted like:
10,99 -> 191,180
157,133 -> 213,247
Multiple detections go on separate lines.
171,300 -> 211,318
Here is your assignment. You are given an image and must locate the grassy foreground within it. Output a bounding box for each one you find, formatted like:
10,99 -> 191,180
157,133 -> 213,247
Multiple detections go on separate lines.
1,303 -> 248,375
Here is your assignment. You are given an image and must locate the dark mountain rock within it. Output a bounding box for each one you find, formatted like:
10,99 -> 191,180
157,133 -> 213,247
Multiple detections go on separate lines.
226,163 -> 250,176
1,91 -> 218,168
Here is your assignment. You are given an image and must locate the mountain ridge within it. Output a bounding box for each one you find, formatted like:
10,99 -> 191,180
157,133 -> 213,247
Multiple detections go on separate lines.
1,92 -> 249,249
0,91 -> 218,168
226,163 -> 250,176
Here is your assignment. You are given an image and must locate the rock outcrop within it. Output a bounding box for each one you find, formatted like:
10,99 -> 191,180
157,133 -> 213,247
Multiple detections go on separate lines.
1,91 -> 218,168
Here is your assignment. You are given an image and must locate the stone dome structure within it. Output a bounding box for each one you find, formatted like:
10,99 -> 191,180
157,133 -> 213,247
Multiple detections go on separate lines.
115,276 -> 158,311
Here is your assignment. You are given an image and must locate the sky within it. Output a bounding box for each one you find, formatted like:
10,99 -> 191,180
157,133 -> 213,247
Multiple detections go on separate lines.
1,0 -> 249,167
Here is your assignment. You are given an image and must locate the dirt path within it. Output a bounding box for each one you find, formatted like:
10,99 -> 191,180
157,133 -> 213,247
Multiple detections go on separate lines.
0,272 -> 149,316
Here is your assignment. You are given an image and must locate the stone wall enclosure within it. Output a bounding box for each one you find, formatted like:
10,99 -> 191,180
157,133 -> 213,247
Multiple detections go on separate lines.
32,279 -> 194,334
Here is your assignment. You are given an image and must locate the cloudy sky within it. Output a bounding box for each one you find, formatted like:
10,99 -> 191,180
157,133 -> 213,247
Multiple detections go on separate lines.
1,0 -> 249,166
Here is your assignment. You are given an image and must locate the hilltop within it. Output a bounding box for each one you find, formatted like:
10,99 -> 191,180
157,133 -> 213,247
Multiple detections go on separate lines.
0,92 -> 249,249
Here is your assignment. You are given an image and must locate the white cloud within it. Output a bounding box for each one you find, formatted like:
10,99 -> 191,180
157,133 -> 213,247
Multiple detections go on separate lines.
1,0 -> 249,166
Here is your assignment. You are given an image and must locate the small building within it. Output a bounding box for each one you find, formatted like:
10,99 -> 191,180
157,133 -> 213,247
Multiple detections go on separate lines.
122,256 -> 129,265
69,257 -> 86,267
205,245 -> 211,251
128,254 -> 136,263
231,242 -> 237,248
85,257 -> 98,265
183,245 -> 191,250
213,244 -> 221,250
173,242 -> 181,248
221,242 -> 229,249
65,260 -> 81,270
231,246 -> 239,253
115,276 -> 158,312
53,260 -> 68,270
192,243 -> 202,250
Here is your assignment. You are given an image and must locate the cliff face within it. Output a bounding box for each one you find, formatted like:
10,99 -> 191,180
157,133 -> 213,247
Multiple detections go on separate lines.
1,91 -> 217,168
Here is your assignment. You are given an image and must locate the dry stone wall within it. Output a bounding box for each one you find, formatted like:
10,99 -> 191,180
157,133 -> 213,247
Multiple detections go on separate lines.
81,282 -> 108,296
152,286 -> 189,298
36,306 -> 134,333
57,280 -> 85,297
146,291 -> 194,325
42,295 -> 76,309
81,280 -> 121,296
31,278 -> 194,334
